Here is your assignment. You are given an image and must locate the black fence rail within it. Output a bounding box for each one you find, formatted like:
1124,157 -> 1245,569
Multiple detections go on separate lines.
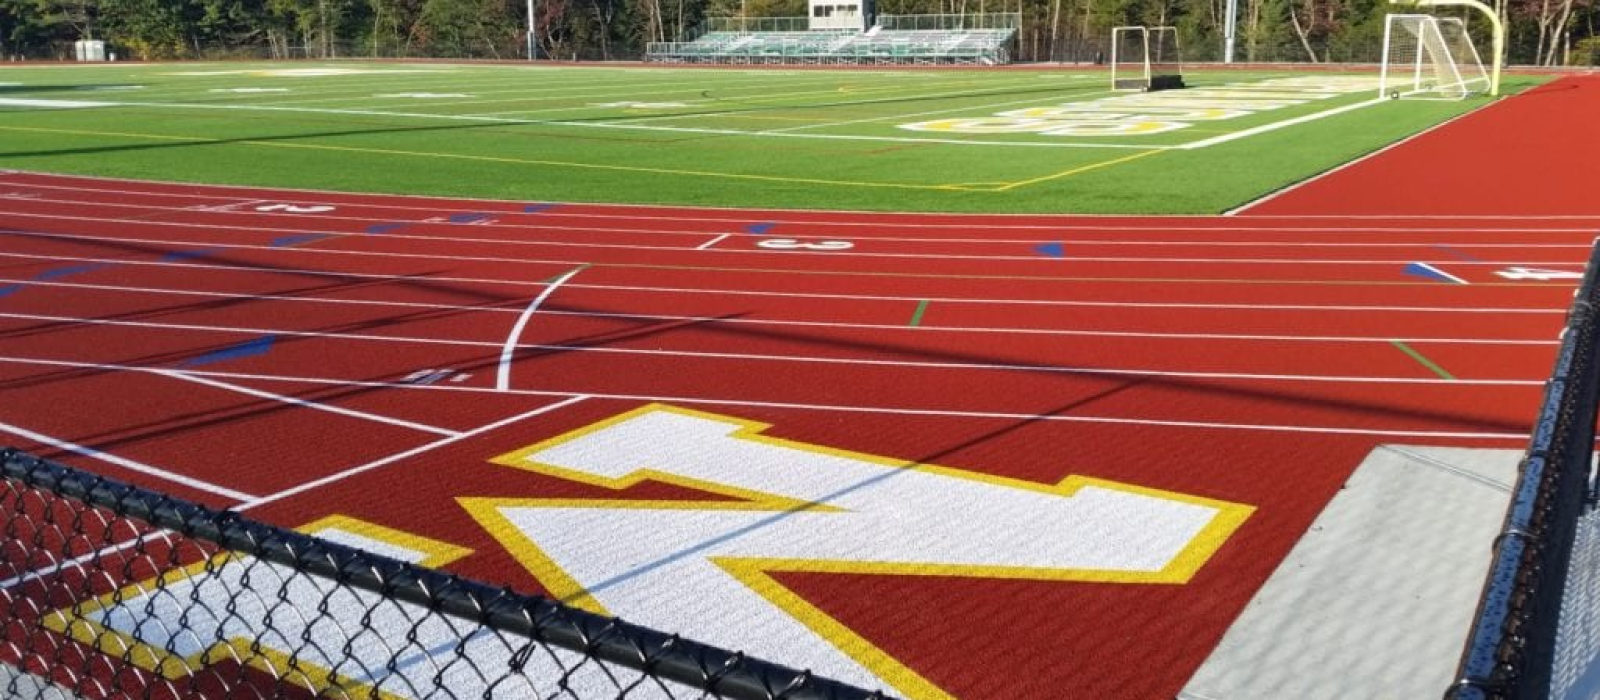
1448,240 -> 1600,699
0,449 -> 891,700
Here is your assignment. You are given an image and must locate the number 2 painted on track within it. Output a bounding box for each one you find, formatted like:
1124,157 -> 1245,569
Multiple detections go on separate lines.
1495,267 -> 1584,281
755,238 -> 854,251
255,203 -> 336,214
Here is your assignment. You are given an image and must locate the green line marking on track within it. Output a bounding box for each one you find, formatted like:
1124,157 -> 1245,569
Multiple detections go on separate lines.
909,300 -> 930,327
1389,340 -> 1456,380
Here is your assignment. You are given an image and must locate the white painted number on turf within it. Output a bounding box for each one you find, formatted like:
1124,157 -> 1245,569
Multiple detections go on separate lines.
755,238 -> 854,251
255,203 -> 337,214
1495,267 -> 1585,281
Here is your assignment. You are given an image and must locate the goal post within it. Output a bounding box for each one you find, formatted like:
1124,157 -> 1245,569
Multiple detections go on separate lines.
1110,26 -> 1185,92
1378,14 -> 1491,99
1386,0 -> 1503,96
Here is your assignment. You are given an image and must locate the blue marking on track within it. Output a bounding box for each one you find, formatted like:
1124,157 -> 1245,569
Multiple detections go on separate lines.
0,285 -> 20,298
447,213 -> 491,224
1403,262 -> 1466,284
523,203 -> 557,213
271,233 -> 330,248
159,249 -> 215,262
745,223 -> 775,235
180,335 -> 277,367
34,263 -> 108,280
365,223 -> 406,234
1433,244 -> 1482,262
1035,242 -> 1066,258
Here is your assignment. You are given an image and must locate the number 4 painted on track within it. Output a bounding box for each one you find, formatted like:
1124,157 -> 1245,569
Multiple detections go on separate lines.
1495,267 -> 1584,281
255,203 -> 336,214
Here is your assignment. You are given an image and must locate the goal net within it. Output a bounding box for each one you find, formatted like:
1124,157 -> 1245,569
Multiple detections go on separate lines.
1378,14 -> 1490,99
1110,26 -> 1184,92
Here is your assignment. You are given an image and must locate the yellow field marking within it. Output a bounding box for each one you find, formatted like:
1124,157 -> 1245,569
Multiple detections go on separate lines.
994,149 -> 1165,192
465,403 -> 1253,700
0,125 -> 964,192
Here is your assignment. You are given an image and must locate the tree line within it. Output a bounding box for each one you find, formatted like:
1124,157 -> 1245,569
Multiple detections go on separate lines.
1,0 -> 1594,65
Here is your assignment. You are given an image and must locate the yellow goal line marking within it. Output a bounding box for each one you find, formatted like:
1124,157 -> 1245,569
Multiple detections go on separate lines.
0,125 -> 966,192
994,149 -> 1165,192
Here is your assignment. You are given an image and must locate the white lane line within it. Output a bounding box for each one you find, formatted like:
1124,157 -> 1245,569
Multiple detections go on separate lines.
497,265 -> 586,392
10,170 -> 1599,227
18,190 -> 1600,242
1411,262 -> 1471,285
0,275 -> 1561,346
0,356 -> 1532,441
0,310 -> 1545,387
237,395 -> 590,511
155,369 -> 461,437
0,250 -> 1570,315
4,214 -> 1593,267
697,233 -> 731,250
0,420 -> 257,501
0,530 -> 173,591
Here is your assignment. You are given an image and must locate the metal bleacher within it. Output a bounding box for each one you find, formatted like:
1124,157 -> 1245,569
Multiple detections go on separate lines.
645,14 -> 1018,65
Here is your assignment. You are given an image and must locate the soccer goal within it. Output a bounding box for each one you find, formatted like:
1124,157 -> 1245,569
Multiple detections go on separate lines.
1378,14 -> 1491,99
1110,26 -> 1185,92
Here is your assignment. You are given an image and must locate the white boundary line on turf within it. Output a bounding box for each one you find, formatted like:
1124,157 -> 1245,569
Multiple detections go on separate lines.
498,265 -> 585,392
13,190 -> 1600,241
0,275 -> 1561,346
236,395 -> 591,511
12,167 -> 1600,222
1225,99 -> 1492,215
0,250 -> 1569,315
155,369 -> 462,437
0,310 -> 1545,387
0,419 -> 257,501
4,212 -> 1593,267
1176,97 -> 1388,150
0,355 -> 1532,441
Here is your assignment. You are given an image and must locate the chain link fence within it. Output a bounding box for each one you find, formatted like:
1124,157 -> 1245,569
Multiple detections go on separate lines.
0,449 -> 889,700
1448,240 -> 1600,699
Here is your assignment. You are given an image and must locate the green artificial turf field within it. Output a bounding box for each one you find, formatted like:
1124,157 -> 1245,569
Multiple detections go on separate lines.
0,62 -> 1546,213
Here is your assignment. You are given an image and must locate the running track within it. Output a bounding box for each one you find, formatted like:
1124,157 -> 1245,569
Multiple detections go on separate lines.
1,75 -> 1597,699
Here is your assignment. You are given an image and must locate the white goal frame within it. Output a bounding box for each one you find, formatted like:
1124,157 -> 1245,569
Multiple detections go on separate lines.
1387,0 -> 1504,96
1378,14 -> 1490,99
1109,26 -> 1184,92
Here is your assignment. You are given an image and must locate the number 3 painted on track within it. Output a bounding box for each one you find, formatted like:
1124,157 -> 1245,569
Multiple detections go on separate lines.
255,203 -> 336,214
755,238 -> 854,251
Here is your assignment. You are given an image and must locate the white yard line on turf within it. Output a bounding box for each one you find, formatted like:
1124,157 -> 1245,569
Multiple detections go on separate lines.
0,251 -> 1565,315
1176,97 -> 1388,150
497,265 -> 586,392
0,356 -> 1533,441
0,420 -> 258,501
155,369 -> 462,437
9,182 -> 1596,232
0,310 -> 1545,387
235,395 -> 591,512
0,277 -> 1562,346
760,86 -> 1114,134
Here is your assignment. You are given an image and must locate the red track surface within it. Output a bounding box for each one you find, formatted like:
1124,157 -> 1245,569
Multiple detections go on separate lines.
1,76 -> 1598,699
